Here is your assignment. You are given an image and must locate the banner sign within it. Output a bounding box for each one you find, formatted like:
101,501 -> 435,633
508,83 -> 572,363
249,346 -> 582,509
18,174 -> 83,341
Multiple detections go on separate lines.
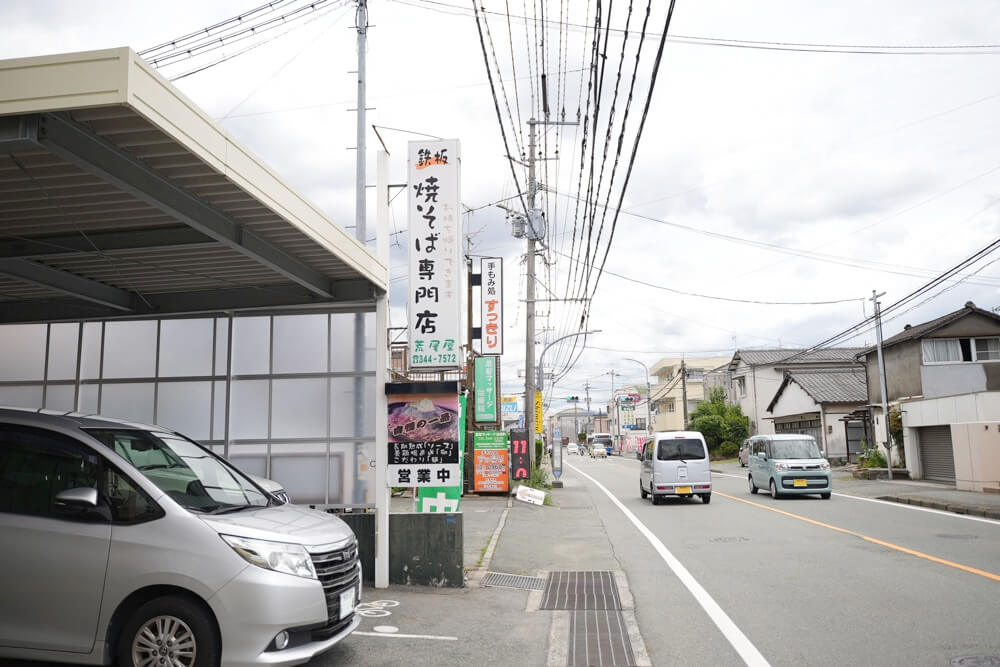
387,384 -> 460,487
501,395 -> 519,415
408,139 -> 462,370
473,430 -> 509,493
479,257 -> 503,354
510,428 -> 530,480
474,356 -> 499,423
534,392 -> 543,434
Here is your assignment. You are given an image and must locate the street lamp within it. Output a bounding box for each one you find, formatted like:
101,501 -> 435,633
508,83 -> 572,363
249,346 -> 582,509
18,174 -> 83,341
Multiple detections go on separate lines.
536,330 -> 602,393
624,358 -> 653,434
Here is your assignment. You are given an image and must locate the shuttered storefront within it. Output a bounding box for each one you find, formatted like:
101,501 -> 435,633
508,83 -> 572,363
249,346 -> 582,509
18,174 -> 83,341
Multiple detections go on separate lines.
918,426 -> 956,483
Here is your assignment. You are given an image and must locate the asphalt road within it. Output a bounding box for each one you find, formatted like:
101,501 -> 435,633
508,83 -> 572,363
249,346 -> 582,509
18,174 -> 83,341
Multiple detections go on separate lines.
564,453 -> 1000,667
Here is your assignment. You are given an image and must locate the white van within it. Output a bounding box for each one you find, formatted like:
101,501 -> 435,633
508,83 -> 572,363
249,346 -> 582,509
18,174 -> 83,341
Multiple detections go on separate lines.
639,431 -> 712,504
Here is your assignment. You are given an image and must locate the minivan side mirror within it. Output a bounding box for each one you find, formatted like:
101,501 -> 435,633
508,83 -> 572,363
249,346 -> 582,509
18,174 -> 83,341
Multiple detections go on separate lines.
54,487 -> 98,508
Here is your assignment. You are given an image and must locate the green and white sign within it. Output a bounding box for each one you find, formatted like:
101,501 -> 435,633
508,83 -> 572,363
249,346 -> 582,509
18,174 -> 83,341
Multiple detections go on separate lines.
474,356 -> 498,423
416,395 -> 466,513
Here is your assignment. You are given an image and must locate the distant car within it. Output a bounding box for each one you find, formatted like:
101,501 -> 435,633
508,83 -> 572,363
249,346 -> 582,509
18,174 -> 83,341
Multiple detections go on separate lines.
567,443 -> 579,455
590,445 -> 607,459
739,440 -> 750,467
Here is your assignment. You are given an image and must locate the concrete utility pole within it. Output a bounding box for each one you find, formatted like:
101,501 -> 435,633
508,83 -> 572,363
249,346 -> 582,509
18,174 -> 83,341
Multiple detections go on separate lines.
871,290 -> 893,480
681,359 -> 689,429
352,0 -> 369,495
608,370 -> 620,449
585,381 -> 592,435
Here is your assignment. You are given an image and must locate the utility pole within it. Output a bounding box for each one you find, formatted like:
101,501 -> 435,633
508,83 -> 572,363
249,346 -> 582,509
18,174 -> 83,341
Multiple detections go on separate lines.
585,381 -> 592,436
681,359 -> 689,429
608,370 -> 620,450
352,0 -> 368,502
871,290 -> 893,480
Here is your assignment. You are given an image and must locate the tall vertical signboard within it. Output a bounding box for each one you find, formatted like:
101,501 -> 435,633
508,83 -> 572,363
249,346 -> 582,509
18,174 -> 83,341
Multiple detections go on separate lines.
473,430 -> 509,492
408,140 -> 462,370
479,257 -> 503,355
474,356 -> 499,423
510,428 -> 530,481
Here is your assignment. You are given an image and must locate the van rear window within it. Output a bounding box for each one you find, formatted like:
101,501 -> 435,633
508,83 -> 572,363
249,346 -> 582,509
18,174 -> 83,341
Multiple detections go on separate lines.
657,439 -> 705,461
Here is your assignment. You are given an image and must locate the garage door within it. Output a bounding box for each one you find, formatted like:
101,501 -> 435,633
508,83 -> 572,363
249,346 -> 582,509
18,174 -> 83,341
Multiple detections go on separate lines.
919,426 -> 955,483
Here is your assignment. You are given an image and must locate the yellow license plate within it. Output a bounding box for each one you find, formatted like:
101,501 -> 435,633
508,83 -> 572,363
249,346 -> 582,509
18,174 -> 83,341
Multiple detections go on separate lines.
676,486 -> 692,494
793,479 -> 807,488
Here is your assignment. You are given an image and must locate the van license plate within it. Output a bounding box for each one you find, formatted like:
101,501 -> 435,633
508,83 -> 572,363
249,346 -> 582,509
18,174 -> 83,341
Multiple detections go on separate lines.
676,486 -> 692,494
340,589 -> 356,619
793,479 -> 807,488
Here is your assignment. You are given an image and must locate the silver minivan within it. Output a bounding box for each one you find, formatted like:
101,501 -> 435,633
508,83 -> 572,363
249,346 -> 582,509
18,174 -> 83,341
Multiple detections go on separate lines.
639,431 -> 712,504
0,408 -> 361,666
747,433 -> 832,499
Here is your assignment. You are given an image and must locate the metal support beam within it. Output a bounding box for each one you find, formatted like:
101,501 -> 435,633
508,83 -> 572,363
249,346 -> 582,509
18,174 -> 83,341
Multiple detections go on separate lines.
0,258 -> 134,311
0,115 -> 39,152
34,113 -> 336,298
0,226 -> 214,259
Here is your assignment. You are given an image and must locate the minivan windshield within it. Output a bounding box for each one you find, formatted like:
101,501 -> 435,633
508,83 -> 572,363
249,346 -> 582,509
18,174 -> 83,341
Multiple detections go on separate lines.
86,429 -> 270,513
657,439 -> 705,461
770,439 -> 822,459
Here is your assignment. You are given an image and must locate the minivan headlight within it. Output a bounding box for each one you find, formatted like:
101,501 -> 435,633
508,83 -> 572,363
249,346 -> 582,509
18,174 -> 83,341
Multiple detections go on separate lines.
774,462 -> 789,471
221,535 -> 316,579
819,460 -> 830,470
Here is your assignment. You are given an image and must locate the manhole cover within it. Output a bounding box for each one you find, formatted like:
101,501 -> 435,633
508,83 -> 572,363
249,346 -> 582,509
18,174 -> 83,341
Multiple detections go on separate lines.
936,534 -> 979,540
710,536 -> 751,543
481,572 -> 546,590
952,657 -> 1000,667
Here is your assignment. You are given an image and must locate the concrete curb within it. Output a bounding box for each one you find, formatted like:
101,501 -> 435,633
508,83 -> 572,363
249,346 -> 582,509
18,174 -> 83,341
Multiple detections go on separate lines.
876,495 -> 1000,520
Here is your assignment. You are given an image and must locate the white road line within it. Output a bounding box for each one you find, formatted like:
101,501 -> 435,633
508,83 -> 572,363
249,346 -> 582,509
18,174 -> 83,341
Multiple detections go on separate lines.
353,631 -> 458,640
568,463 -> 770,667
712,472 -> 1000,526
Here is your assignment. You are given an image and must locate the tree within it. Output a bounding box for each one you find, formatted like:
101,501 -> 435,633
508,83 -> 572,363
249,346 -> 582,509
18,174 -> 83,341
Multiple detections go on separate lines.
688,387 -> 749,456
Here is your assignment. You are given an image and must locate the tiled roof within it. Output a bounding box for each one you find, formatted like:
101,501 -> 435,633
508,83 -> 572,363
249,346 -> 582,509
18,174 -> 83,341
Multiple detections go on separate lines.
733,347 -> 865,368
860,301 -> 1000,354
767,368 -> 868,412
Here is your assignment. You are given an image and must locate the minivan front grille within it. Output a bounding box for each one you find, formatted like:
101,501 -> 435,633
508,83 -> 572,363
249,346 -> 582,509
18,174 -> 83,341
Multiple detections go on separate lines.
788,464 -> 823,471
309,542 -> 360,623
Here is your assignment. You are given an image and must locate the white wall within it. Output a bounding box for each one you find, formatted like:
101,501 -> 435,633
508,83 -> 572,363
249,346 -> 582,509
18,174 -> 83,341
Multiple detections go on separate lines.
951,422 -> 1000,492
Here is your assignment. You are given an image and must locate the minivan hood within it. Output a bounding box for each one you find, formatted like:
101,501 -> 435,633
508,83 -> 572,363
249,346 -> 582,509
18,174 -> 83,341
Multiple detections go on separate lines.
199,503 -> 355,548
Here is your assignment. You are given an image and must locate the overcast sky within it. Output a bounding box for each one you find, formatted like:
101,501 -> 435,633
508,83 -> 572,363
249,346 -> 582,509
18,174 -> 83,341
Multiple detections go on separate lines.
3,0 -> 999,413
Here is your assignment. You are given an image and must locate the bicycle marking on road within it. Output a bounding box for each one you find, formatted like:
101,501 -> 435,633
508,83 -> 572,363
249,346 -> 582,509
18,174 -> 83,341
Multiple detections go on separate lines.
712,472 -> 1000,526
568,462 -> 771,667
715,491 -> 1000,583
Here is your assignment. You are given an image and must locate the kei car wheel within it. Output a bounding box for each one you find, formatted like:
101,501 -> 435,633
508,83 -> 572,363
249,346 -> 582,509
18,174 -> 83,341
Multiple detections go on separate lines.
701,493 -> 711,504
748,474 -> 758,494
770,479 -> 780,499
640,482 -> 648,499
118,595 -> 218,667
821,492 -> 831,499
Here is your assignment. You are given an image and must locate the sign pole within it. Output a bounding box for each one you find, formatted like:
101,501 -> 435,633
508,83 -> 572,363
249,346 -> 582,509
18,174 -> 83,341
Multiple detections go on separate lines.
374,150 -> 389,588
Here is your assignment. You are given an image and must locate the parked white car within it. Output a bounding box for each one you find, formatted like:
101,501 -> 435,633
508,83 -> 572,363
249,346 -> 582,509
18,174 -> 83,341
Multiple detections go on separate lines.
567,443 -> 579,455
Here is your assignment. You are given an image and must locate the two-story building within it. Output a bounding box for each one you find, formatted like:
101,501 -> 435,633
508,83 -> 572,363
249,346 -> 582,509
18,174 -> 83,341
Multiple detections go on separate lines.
858,301 -> 1000,491
648,357 -> 731,431
725,348 -> 864,436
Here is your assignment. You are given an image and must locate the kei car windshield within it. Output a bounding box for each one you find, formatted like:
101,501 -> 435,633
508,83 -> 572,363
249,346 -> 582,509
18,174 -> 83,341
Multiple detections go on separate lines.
86,428 -> 270,513
771,439 -> 822,459
657,439 -> 705,461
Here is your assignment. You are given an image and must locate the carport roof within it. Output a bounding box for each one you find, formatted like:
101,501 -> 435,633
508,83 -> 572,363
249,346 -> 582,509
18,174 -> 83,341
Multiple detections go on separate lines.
0,48 -> 386,323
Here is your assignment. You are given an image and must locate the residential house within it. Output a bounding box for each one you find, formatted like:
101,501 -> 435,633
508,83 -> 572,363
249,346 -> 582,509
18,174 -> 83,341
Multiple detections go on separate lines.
765,368 -> 870,463
727,348 -> 864,436
648,357 -> 731,431
546,406 -> 593,444
857,301 -> 1000,490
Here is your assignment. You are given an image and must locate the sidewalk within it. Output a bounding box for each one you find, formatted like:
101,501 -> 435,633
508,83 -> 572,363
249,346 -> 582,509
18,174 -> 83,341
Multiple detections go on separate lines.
714,461 -> 1000,520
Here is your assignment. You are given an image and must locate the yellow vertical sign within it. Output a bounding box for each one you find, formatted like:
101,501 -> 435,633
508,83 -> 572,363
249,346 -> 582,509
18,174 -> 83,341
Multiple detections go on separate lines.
535,392 -> 543,433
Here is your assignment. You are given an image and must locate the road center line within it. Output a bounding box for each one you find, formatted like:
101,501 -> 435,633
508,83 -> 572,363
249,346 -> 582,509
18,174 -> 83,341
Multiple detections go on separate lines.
713,472 -> 1000,526
568,463 -> 770,667
714,491 -> 1000,582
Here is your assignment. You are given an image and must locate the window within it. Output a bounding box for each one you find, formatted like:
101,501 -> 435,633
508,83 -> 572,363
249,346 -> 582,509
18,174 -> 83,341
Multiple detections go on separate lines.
0,424 -> 100,517
657,438 -> 706,461
734,376 -> 747,397
666,399 -> 675,413
103,464 -> 163,524
975,337 -> 1000,361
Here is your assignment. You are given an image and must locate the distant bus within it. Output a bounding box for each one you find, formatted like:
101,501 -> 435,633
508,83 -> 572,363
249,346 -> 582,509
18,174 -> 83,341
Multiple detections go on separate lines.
589,432 -> 613,455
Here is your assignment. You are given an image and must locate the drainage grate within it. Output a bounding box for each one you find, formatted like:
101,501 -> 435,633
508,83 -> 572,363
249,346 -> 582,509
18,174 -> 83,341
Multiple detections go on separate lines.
481,572 -> 547,590
569,610 -> 636,666
540,571 -> 622,611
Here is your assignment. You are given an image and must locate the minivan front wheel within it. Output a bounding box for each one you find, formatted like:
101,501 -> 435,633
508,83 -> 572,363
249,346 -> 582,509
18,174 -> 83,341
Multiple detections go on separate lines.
769,479 -> 780,499
118,595 -> 218,667
748,474 -> 758,495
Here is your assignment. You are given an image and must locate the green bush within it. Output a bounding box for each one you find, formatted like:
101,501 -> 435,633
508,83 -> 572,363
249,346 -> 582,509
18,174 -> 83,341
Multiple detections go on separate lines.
535,438 -> 543,468
716,440 -> 739,458
528,463 -> 551,490
859,446 -> 887,468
